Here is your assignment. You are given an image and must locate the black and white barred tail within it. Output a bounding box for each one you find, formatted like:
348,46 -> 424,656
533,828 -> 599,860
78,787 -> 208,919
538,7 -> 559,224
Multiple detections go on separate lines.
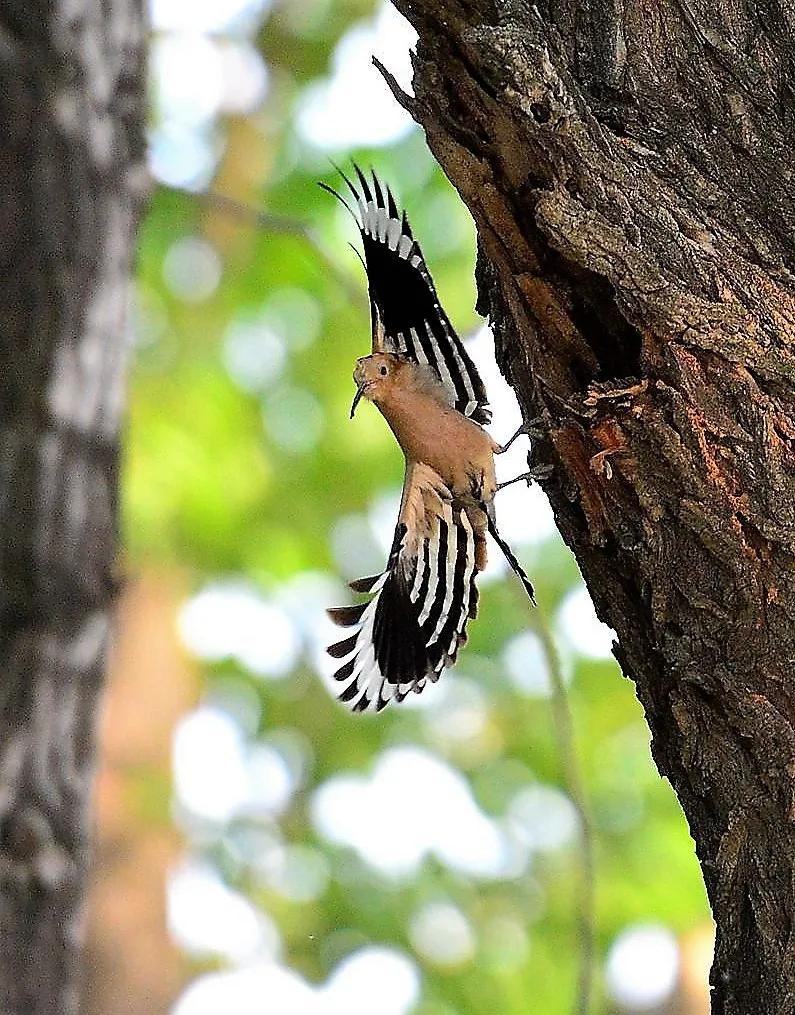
327,504 -> 481,712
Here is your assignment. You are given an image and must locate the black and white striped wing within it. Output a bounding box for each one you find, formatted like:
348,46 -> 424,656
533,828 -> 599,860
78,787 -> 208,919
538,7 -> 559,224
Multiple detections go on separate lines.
322,166 -> 490,424
327,463 -> 484,712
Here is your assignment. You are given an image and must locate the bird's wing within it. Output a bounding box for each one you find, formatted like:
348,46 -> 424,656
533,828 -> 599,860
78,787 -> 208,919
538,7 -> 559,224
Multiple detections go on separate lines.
321,165 -> 491,424
327,461 -> 487,712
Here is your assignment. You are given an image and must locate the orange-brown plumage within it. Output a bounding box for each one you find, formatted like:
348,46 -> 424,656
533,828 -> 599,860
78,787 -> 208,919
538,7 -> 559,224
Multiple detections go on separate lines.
353,353 -> 497,504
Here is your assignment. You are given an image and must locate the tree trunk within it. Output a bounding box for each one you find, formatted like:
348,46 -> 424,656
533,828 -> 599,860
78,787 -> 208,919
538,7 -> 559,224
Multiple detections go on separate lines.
0,3 -> 146,1012
389,1 -> 795,1011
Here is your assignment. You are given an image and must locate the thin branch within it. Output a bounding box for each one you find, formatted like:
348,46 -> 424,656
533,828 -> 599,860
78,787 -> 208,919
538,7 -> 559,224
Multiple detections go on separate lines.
533,608 -> 596,1015
372,55 -> 417,115
165,185 -> 363,303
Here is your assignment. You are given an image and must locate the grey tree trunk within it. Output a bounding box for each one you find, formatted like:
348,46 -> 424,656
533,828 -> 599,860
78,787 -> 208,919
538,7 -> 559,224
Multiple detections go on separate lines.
0,3 -> 146,1012
389,1 -> 795,1012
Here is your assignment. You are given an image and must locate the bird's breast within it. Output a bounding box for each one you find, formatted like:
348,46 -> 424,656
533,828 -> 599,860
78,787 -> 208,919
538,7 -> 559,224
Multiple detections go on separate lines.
377,392 -> 496,503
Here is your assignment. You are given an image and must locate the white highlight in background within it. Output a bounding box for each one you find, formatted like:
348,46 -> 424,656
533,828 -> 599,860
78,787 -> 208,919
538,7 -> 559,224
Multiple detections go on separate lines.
178,581 -> 300,678
419,677 -> 489,745
297,3 -> 417,150
149,1 -> 269,188
557,584 -> 616,659
262,384 -> 325,454
162,237 -> 222,303
311,746 -> 511,878
172,705 -> 295,823
172,947 -> 419,1015
466,326 -> 558,552
255,843 -> 330,903
167,858 -> 279,962
605,924 -> 680,1010
151,0 -> 270,34
502,630 -> 554,697
507,784 -> 578,852
409,901 -> 476,968
223,320 -> 287,392
153,35 -> 225,125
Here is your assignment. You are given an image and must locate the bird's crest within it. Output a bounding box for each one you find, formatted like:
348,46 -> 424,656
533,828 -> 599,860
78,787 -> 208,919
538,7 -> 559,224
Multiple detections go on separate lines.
321,165 -> 491,424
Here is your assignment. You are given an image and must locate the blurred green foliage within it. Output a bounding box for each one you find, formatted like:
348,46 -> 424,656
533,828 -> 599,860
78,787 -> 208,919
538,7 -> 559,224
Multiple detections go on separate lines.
128,1 -> 711,1011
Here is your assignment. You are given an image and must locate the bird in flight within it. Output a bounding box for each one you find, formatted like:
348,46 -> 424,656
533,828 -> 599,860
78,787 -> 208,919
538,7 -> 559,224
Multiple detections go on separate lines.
323,167 -> 538,712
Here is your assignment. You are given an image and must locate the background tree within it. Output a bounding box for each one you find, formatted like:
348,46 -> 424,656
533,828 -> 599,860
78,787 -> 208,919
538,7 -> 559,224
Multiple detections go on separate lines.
0,2 -> 146,1012
385,1 -> 795,1012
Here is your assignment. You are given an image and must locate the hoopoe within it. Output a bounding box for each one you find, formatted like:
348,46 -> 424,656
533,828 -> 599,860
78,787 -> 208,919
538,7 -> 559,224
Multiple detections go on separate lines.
324,167 -> 537,713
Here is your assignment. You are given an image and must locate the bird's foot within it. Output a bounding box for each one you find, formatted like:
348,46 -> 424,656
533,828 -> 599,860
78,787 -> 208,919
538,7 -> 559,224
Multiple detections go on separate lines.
494,417 -> 544,455
496,463 -> 553,491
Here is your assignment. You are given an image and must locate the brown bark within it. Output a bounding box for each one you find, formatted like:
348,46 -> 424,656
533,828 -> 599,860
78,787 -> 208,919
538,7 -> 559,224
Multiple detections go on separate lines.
0,3 -> 146,1012
389,1 -> 795,1012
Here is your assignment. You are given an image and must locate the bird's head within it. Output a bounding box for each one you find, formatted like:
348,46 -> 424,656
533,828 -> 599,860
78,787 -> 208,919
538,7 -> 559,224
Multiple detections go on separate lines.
350,353 -> 405,417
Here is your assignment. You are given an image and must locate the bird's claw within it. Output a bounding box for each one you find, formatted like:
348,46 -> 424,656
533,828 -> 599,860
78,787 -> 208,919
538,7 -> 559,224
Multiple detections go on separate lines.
496,463 -> 553,492
495,416 -> 545,455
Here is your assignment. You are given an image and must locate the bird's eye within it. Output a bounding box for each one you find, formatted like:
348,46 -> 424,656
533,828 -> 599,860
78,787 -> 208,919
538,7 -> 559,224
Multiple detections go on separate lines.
379,366 -> 387,376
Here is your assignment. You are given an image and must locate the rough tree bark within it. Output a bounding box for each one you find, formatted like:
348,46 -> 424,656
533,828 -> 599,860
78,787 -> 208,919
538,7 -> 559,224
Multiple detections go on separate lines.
0,3 -> 146,1013
387,1 -> 795,1012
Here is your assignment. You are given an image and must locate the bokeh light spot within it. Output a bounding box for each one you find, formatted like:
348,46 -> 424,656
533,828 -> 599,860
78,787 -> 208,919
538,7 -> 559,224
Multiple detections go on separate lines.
409,901 -> 476,969
150,0 -> 271,34
262,385 -> 324,453
297,3 -> 417,150
178,581 -> 300,677
503,630 -> 556,698
223,320 -> 287,392
557,584 -> 616,659
162,236 -> 222,302
167,857 -> 279,961
507,784 -> 579,853
605,924 -> 680,1010
172,947 -> 419,1015
311,747 -> 513,879
172,705 -> 297,823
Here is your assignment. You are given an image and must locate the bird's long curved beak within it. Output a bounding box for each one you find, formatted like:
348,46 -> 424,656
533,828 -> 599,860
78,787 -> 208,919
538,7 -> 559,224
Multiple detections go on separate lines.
350,382 -> 367,419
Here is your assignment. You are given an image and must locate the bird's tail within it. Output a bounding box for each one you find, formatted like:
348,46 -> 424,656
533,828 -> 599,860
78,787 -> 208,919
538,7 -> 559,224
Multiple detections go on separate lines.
488,517 -> 536,605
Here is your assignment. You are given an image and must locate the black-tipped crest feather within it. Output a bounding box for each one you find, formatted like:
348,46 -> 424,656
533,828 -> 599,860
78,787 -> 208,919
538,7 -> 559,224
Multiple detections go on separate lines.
321,164 -> 491,423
